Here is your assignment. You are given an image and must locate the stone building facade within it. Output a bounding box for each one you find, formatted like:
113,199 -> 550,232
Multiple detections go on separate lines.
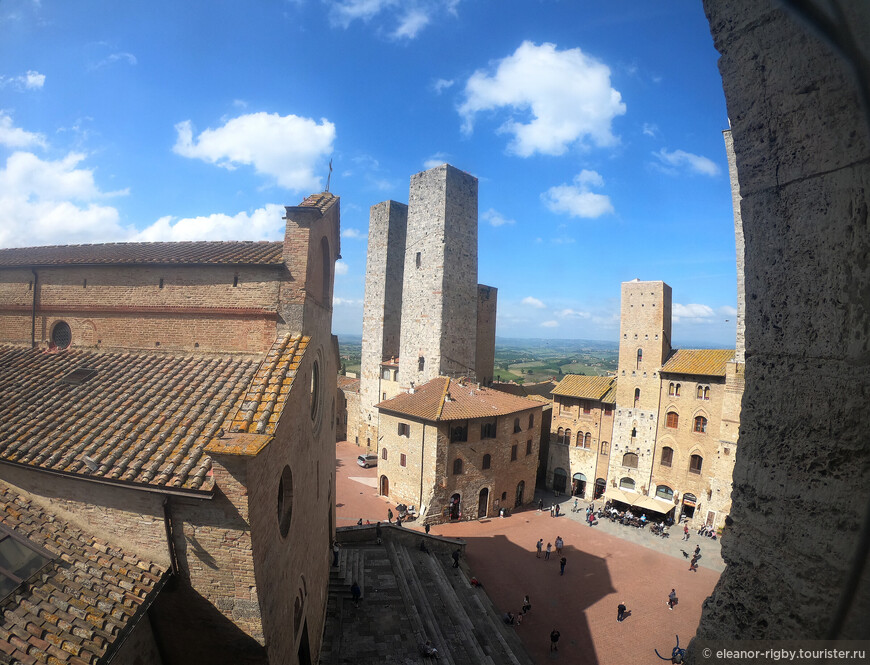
375,377 -> 542,523
0,193 -> 341,665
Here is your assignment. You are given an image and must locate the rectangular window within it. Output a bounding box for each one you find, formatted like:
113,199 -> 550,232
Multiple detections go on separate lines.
510,445 -> 518,461
400,453 -> 407,467
382,392 -> 387,401
604,406 -> 612,416
480,421 -> 496,439
398,423 -> 410,437
526,440 -> 532,455
583,402 -> 591,415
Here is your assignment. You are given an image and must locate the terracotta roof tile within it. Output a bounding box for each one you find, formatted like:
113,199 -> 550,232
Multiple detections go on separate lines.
0,241 -> 284,268
337,376 -> 359,392
490,380 -> 557,400
376,377 -> 541,422
296,192 -> 338,213
0,343 -> 271,491
0,482 -> 165,665
660,349 -> 734,377
551,375 -> 617,402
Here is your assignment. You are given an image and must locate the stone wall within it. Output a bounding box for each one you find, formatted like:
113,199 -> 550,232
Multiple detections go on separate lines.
693,0 -> 870,644
548,396 -> 614,498
475,285 -> 497,385
724,129 -> 745,364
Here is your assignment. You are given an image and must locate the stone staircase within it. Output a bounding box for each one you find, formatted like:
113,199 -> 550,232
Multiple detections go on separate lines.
319,531 -> 533,665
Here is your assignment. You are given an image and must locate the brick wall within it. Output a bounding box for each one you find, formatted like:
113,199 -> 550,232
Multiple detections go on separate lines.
548,397 -> 614,497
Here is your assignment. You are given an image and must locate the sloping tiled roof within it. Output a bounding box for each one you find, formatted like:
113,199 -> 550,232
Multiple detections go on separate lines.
491,380 -> 557,400
0,337 -> 303,491
0,241 -> 284,268
551,375 -> 617,401
660,349 -> 735,377
296,192 -> 338,213
337,375 -> 360,393
376,377 -> 541,422
227,335 -> 308,436
0,481 -> 166,665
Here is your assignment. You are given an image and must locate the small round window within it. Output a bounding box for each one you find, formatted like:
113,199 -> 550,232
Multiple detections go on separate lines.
278,465 -> 293,538
51,321 -> 72,349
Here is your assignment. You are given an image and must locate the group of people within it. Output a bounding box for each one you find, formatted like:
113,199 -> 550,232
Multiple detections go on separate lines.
534,537 -> 568,574
503,594 -> 533,627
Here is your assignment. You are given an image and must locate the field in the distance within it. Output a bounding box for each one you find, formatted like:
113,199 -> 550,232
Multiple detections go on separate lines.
336,335 -> 618,384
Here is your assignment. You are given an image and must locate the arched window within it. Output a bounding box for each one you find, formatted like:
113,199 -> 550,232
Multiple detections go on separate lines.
619,477 -> 636,491
418,356 -> 425,372
600,441 -> 609,456
564,428 -> 572,445
703,386 -> 710,400
634,388 -> 640,406
556,427 -> 564,444
660,446 -> 674,467
576,431 -> 583,447
622,452 -> 638,469
694,416 -> 708,433
584,432 -> 591,448
668,382 -> 675,396
666,411 -> 679,428
529,413 -> 534,429
381,447 -> 387,460
697,385 -> 704,399
513,417 -> 521,433
637,348 -> 643,369
655,485 -> 674,501
675,383 -> 681,397
689,454 -> 703,474
482,454 -> 491,470
453,458 -> 463,475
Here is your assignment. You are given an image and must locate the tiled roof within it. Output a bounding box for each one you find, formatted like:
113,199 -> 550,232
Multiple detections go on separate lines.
552,375 -> 617,401
0,241 -> 284,268
296,192 -> 338,213
337,375 -> 359,393
0,338 -> 302,491
660,349 -> 735,377
227,335 -> 308,436
376,377 -> 541,422
490,380 -> 557,400
0,481 -> 166,665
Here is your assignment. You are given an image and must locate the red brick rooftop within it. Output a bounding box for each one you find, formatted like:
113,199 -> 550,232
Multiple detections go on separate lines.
0,481 -> 165,665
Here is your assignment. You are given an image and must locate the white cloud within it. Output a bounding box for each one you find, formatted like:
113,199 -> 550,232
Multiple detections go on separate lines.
326,0 -> 457,40
718,305 -> 738,317
642,122 -> 658,138
481,208 -> 515,228
522,296 -> 545,309
0,70 -> 46,90
334,260 -> 349,275
672,303 -> 716,322
542,169 -> 614,218
132,204 -> 286,242
557,308 -> 590,319
653,148 -> 720,177
540,320 -> 558,328
432,78 -> 454,94
173,112 -> 335,192
342,228 -> 364,239
423,152 -> 449,169
333,296 -> 363,306
459,41 -> 626,157
0,112 -> 46,148
93,52 -> 138,69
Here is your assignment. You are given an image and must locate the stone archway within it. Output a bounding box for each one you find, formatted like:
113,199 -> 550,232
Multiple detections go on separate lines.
694,0 -> 870,645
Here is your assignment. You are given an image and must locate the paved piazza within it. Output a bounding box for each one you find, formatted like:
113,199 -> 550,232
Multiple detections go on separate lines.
335,440 -> 720,664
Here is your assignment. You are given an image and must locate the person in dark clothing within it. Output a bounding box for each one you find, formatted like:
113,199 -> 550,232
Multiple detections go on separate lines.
559,556 -> 567,575
351,581 -> 361,608
375,521 -> 382,545
617,602 -> 627,622
550,629 -> 560,652
451,548 -> 460,568
425,523 -> 431,534
388,508 -> 393,523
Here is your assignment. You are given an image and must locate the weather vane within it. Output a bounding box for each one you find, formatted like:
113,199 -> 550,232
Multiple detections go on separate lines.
326,158 -> 333,193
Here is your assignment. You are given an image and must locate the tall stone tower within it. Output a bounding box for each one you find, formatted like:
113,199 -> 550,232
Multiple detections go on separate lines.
608,280 -> 672,493
398,164 -> 479,389
359,200 -> 408,447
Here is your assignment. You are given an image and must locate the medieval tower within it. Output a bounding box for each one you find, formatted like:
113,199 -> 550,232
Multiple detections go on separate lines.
608,280 -> 672,494
397,164 -> 480,389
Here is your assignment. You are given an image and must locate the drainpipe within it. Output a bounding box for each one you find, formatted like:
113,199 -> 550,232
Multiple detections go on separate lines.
30,269 -> 38,348
162,496 -> 180,576
419,423 -> 425,512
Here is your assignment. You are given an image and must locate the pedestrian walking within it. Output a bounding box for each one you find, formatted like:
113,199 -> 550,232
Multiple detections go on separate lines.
689,554 -> 700,572
559,556 -> 567,575
396,515 -> 403,527
573,498 -> 579,512
357,517 -> 363,526
694,544 -> 700,558
536,539 -> 543,558
451,548 -> 460,568
617,602 -> 627,622
550,629 -> 560,652
588,511 -> 595,526
683,525 -> 689,540
545,542 -> 552,560
522,595 -> 531,614
667,588 -> 677,610
351,580 -> 361,607
332,541 -> 340,567
425,523 -> 431,535
555,503 -> 560,517
388,508 -> 393,523
550,505 -> 555,518
539,498 -> 544,511
555,536 -> 563,555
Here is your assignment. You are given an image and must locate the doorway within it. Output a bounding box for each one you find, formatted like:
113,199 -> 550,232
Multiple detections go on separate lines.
515,480 -> 525,507
478,487 -> 489,518
449,493 -> 461,520
553,468 -> 567,494
572,472 -> 587,497
380,475 -> 389,497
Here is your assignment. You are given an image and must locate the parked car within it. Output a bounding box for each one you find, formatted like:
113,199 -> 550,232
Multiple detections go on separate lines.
357,454 -> 378,468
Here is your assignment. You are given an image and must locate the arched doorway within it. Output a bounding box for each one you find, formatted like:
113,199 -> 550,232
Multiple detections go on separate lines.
553,468 -> 567,494
594,478 -> 606,500
515,480 -> 525,508
681,493 -> 696,520
572,472 -> 587,497
449,493 -> 461,520
478,487 -> 489,518
379,475 -> 389,497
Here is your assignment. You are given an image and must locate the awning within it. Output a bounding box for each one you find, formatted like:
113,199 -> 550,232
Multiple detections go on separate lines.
604,488 -> 639,506
634,496 -> 674,515
682,497 -> 697,507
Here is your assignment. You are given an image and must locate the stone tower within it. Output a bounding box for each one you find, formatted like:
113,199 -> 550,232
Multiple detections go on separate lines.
398,164 -> 479,389
609,280 -> 672,493
359,200 -> 408,447
724,129 -> 745,364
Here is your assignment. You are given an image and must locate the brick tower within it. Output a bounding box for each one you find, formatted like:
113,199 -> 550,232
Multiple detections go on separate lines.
398,164 -> 479,389
359,200 -> 408,448
608,280 -> 672,493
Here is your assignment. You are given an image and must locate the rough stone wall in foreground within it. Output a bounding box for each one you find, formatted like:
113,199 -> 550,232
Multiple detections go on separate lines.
695,0 -> 870,643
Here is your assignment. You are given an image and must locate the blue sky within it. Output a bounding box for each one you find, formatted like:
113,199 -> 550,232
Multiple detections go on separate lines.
1,0 -> 739,347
